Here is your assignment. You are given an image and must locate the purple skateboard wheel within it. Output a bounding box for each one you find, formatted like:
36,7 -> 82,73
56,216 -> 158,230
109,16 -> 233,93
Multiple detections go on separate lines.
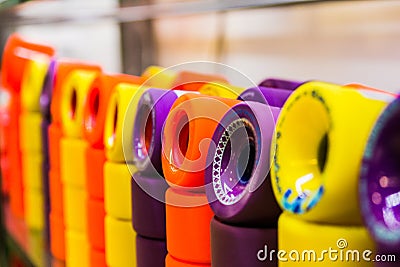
205,102 -> 281,227
360,98 -> 400,254
133,89 -> 182,175
40,59 -> 57,119
211,217 -> 277,267
131,172 -> 169,239
258,78 -> 303,91
136,235 -> 167,267
238,86 -> 292,108
40,59 -> 56,245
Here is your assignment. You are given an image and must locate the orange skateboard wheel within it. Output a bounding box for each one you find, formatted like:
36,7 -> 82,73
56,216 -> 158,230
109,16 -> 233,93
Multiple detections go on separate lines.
50,212 -> 66,261
1,33 -> 54,92
9,164 -> 24,218
86,147 -> 106,200
90,248 -> 106,267
166,188 -> 213,264
162,94 -> 240,188
51,61 -> 101,126
83,73 -> 143,148
166,254 -> 211,267
87,198 -> 105,251
172,71 -> 227,92
49,170 -> 63,216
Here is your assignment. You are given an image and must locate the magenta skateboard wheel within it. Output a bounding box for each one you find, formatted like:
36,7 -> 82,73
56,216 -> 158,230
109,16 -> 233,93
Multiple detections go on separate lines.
360,98 -> 400,254
205,102 -> 281,227
131,172 -> 169,239
133,89 -> 182,175
136,235 -> 167,267
258,78 -> 302,91
210,217 -> 277,267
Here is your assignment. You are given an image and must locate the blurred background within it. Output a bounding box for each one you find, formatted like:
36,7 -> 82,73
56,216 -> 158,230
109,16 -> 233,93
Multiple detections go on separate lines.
0,0 -> 399,91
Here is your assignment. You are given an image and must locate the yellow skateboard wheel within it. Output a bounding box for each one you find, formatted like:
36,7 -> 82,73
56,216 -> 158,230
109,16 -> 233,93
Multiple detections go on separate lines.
63,185 -> 88,232
271,81 -> 391,225
25,188 -> 44,229
104,161 -> 137,220
19,112 -> 43,152
66,230 -> 90,267
22,153 -> 43,189
104,83 -> 146,162
21,55 -> 50,112
141,65 -> 176,89
60,138 -> 88,187
198,82 -> 244,99
105,215 -> 136,267
60,69 -> 100,138
278,212 -> 374,266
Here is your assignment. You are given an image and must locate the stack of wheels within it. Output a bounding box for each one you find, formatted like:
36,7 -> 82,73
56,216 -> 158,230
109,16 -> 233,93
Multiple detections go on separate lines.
360,97 -> 400,267
103,82 -> 147,267
131,89 -> 195,267
19,54 -> 52,243
58,64 -> 102,267
83,73 -> 143,267
48,61 -> 97,262
162,93 -> 241,267
206,80 -> 300,267
0,34 -> 55,219
271,81 -> 393,266
40,59 -> 57,245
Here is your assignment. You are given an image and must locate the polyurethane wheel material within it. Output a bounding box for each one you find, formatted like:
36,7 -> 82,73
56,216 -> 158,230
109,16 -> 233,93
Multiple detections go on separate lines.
86,147 -> 106,200
49,170 -> 63,216
210,217 -> 277,267
83,73 -> 143,148
51,256 -> 65,267
63,185 -> 88,232
50,212 -> 66,261
258,78 -> 303,91
104,161 -> 137,220
105,215 -> 137,267
171,71 -> 228,92
238,86 -> 293,108
162,94 -> 240,188
1,33 -> 55,92
205,102 -> 281,227
48,124 -> 63,171
21,55 -> 50,112
39,59 -> 57,118
141,65 -> 177,89
22,154 -> 43,190
133,88 -> 193,175
9,164 -> 24,218
87,198 -> 105,250
278,212 -> 374,266
24,188 -> 45,229
359,98 -> 400,254
90,247 -> 106,267
166,188 -> 213,264
66,230 -> 90,267
166,254 -> 211,267
60,69 -> 101,138
60,138 -> 88,187
50,61 -> 101,125
197,83 -> 244,99
19,112 -> 43,152
131,173 -> 169,239
271,81 -> 392,225
136,235 -> 167,267
104,83 -> 147,162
